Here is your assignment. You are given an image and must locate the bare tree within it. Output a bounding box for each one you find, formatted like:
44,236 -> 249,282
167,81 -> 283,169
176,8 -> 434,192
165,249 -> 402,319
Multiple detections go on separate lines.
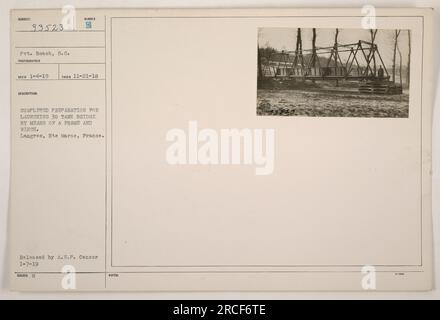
257,44 -> 263,80
397,44 -> 403,87
407,30 -> 411,86
257,29 -> 264,80
392,30 -> 401,83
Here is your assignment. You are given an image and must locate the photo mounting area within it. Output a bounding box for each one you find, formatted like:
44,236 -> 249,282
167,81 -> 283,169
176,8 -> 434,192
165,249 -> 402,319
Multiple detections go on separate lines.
109,16 -> 423,268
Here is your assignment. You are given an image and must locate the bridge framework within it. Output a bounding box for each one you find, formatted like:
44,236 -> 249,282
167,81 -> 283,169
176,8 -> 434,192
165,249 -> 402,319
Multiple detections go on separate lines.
259,40 -> 390,82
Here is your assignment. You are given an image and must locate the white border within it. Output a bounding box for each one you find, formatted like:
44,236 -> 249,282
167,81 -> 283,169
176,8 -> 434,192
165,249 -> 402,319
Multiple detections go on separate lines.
0,0 -> 439,299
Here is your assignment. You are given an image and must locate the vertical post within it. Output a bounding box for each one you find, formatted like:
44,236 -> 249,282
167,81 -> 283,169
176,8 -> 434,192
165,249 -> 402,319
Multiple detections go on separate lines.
334,28 -> 339,86
293,28 -> 300,76
398,45 -> 403,87
392,30 -> 401,84
311,28 -> 317,82
370,29 -> 378,77
407,30 -> 411,87
296,28 -> 305,81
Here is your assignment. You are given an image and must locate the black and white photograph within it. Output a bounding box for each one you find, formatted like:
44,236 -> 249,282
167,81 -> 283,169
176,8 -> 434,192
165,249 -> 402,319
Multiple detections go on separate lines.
257,28 -> 411,118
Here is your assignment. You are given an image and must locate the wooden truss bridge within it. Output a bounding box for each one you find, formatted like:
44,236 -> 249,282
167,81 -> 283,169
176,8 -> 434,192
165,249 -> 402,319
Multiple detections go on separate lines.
258,40 -> 402,94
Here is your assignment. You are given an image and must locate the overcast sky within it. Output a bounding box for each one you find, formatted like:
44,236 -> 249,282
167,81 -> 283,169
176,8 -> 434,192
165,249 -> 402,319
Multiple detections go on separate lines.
258,28 -> 410,68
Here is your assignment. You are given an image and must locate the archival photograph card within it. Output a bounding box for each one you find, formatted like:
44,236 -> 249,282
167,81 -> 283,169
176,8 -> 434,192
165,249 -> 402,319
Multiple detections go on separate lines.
9,8 -> 433,291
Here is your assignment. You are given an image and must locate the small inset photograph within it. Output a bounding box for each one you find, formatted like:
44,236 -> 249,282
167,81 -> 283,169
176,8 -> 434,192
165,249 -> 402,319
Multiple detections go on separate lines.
257,28 -> 411,118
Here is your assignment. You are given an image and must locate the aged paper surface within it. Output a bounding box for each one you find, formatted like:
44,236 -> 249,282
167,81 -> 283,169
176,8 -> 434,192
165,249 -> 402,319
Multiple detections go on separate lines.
9,8 -> 433,291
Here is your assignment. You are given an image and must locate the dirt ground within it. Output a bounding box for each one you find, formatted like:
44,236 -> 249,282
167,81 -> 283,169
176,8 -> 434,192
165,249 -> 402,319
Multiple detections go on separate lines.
257,89 -> 410,118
